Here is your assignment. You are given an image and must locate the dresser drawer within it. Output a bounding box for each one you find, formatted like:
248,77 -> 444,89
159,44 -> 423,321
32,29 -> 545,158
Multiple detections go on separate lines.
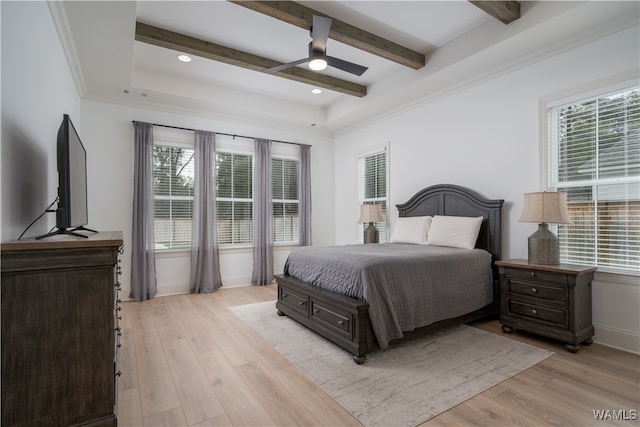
508,280 -> 566,302
504,267 -> 568,285
311,300 -> 352,336
279,286 -> 309,317
508,300 -> 567,327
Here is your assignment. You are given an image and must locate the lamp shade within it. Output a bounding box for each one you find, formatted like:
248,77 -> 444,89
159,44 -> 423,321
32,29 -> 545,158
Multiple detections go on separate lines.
358,204 -> 383,223
519,192 -> 572,224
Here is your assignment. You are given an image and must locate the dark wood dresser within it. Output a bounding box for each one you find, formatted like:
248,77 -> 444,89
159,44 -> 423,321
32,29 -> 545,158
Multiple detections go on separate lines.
1,231 -> 123,426
496,259 -> 596,352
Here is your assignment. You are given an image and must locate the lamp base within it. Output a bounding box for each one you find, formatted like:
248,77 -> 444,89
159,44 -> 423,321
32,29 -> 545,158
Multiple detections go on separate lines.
528,223 -> 560,265
363,222 -> 379,244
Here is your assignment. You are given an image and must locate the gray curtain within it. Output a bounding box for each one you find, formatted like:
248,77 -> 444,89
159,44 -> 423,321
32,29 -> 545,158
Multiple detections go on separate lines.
299,144 -> 312,246
252,138 -> 273,285
190,131 -> 222,293
130,121 -> 157,301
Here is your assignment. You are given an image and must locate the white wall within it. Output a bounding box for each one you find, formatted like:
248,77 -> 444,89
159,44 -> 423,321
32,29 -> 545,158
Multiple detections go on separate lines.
334,26 -> 640,353
80,100 -> 335,298
1,1 -> 81,241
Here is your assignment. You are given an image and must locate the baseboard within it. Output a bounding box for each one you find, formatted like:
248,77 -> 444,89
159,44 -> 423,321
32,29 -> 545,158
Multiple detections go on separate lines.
120,277 -> 261,301
593,324 -> 640,355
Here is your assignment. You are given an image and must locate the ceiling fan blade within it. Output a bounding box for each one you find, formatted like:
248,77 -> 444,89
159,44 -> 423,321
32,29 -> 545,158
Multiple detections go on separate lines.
326,56 -> 368,76
263,58 -> 309,74
311,15 -> 331,53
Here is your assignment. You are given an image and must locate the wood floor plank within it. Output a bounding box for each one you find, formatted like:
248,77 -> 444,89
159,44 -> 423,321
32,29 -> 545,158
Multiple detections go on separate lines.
130,301 -> 162,354
128,301 -> 182,418
186,296 -> 256,366
117,388 -> 143,427
236,360 -> 321,426
143,407 -> 188,427
197,350 -> 277,426
150,297 -> 184,343
118,321 -> 139,392
135,339 -> 182,418
168,294 -> 220,354
162,338 -> 226,425
119,285 -> 639,427
272,365 -> 363,426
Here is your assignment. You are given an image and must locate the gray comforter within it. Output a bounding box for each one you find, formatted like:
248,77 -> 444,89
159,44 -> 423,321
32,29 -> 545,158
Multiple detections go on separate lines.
284,243 -> 493,349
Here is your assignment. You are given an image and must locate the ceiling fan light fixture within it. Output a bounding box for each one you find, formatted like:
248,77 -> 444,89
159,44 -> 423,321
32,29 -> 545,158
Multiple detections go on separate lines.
309,57 -> 327,71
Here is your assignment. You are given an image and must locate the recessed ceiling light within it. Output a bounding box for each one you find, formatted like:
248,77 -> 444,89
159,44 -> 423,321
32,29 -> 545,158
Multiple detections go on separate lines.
311,88 -> 322,95
177,54 -> 192,63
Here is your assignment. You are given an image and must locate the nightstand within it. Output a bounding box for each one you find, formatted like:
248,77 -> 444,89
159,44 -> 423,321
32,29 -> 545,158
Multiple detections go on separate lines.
496,259 -> 596,353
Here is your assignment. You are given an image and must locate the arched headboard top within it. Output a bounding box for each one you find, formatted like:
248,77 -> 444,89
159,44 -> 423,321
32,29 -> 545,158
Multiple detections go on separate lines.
396,184 -> 504,262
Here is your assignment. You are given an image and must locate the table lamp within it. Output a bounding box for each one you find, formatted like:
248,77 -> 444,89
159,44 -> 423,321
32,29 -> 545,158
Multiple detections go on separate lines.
519,191 -> 572,264
359,204 -> 383,244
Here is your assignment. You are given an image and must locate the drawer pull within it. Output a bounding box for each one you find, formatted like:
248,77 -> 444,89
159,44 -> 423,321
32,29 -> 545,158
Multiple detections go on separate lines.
530,272 -> 536,277
531,309 -> 538,315
298,301 -> 305,306
338,320 -> 345,325
282,293 -> 288,297
531,287 -> 537,294
313,309 -> 319,314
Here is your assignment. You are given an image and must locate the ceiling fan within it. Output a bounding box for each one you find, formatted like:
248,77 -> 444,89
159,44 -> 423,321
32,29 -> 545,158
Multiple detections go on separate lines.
264,15 -> 368,76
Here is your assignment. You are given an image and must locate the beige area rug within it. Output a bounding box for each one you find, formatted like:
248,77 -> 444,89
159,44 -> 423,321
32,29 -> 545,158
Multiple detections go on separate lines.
230,301 -> 553,427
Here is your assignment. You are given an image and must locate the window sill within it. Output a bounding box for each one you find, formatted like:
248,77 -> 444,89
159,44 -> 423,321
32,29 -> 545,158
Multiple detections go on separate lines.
154,243 -> 300,258
595,269 -> 639,285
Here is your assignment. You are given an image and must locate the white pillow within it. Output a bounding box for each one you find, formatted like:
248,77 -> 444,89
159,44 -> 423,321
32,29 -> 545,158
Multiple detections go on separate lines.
426,215 -> 483,249
390,216 -> 432,245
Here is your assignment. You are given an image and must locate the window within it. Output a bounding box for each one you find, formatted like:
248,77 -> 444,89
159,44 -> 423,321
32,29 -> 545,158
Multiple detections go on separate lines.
358,148 -> 388,242
152,136 -> 302,249
153,144 -> 194,249
216,151 -> 253,245
272,157 -> 300,244
549,86 -> 639,273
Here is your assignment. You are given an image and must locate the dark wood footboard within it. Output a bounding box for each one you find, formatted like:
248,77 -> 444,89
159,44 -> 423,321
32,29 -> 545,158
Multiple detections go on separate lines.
276,273 -> 499,364
275,273 -> 373,363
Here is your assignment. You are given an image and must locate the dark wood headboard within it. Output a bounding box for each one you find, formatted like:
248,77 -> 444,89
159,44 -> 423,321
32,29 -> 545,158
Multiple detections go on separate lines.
396,184 -> 504,263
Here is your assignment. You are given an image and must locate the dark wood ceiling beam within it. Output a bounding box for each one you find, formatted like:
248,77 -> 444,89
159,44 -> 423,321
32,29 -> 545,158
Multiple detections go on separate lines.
469,1 -> 521,24
135,22 -> 366,97
228,0 -> 425,70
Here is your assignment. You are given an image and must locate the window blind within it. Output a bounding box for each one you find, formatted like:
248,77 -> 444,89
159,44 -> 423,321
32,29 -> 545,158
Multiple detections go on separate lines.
272,157 -> 300,244
216,152 -> 253,245
358,149 -> 388,242
550,86 -> 640,272
153,144 -> 195,249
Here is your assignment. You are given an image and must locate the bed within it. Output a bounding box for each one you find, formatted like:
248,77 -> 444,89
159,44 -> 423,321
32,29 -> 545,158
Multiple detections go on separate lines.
275,184 -> 504,363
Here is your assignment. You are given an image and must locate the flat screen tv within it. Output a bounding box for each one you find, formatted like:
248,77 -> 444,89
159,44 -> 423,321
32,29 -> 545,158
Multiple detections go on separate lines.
37,114 -> 96,239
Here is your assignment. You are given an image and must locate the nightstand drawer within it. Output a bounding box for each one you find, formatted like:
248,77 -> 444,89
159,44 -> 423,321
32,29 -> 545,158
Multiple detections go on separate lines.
509,280 -> 566,302
504,267 -> 567,285
311,300 -> 352,336
509,300 -> 567,327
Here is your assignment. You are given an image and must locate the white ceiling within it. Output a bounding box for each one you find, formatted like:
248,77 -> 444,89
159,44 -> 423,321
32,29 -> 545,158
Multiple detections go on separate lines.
57,1 -> 639,134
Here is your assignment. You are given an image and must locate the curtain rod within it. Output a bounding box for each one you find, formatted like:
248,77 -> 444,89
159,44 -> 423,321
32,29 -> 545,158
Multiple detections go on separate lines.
132,121 -> 307,147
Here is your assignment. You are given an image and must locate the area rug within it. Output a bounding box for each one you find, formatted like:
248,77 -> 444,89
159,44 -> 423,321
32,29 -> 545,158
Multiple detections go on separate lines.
230,301 -> 553,427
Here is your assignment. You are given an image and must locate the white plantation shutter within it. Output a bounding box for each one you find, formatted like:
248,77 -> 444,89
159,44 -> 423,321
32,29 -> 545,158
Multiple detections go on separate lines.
216,152 -> 253,245
550,86 -> 640,272
272,157 -> 300,244
358,148 -> 388,243
153,144 -> 195,249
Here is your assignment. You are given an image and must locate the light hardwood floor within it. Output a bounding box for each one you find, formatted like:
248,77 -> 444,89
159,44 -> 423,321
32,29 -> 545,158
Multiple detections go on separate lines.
118,285 -> 639,427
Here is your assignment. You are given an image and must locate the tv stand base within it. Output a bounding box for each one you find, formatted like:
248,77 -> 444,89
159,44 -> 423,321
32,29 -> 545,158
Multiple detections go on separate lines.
36,226 -> 97,240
